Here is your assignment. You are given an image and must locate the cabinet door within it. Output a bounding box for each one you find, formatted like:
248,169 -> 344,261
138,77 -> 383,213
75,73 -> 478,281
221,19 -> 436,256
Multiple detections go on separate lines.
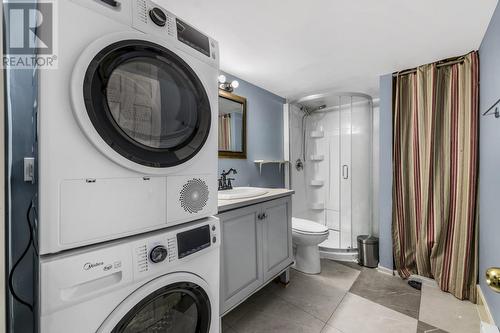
261,196 -> 293,281
218,204 -> 263,314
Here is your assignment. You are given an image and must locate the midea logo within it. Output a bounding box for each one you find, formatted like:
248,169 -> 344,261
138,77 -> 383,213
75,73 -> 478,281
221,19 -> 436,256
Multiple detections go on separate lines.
83,262 -> 104,271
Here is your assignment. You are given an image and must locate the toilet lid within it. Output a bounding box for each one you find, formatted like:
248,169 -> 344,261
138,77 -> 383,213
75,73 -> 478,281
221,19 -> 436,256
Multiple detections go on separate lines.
292,217 -> 329,234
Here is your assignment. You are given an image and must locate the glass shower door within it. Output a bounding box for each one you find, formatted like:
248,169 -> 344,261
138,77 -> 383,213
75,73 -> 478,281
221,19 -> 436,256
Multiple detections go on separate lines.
332,95 -> 372,250
350,96 -> 373,245
339,96 -> 352,249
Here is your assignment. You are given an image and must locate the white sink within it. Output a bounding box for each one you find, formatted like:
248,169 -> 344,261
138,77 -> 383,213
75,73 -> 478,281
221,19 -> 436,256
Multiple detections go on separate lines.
218,187 -> 269,200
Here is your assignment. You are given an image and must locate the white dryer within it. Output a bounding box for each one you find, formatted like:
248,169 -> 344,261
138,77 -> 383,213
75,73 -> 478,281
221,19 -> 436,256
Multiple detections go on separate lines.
39,216 -> 220,333
38,0 -> 220,254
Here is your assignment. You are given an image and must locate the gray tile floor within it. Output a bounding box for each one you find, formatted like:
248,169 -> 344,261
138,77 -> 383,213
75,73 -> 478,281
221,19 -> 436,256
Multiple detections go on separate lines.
221,260 -> 481,333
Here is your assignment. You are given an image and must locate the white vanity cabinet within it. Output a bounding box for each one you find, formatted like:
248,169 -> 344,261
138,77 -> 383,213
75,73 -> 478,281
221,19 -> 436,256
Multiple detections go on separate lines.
218,195 -> 293,315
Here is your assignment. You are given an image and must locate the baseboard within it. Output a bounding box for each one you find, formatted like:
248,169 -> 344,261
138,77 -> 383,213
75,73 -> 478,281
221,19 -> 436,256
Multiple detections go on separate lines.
477,284 -> 497,327
376,265 -> 395,276
481,322 -> 500,333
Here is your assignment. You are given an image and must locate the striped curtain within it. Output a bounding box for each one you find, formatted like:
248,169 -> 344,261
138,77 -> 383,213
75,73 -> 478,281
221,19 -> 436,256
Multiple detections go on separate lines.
392,51 -> 479,301
218,114 -> 232,150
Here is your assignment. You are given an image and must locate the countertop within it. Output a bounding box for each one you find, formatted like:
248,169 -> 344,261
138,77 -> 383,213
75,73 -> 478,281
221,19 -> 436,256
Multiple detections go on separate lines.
217,188 -> 294,213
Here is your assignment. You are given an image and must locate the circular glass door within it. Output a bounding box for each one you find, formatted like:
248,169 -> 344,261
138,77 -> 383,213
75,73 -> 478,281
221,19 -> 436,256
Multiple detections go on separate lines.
111,282 -> 211,333
83,39 -> 211,168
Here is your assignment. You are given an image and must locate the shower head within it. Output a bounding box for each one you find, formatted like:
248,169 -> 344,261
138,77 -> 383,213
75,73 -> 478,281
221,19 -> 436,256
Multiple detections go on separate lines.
300,104 -> 327,115
314,104 -> 327,112
299,104 -> 327,115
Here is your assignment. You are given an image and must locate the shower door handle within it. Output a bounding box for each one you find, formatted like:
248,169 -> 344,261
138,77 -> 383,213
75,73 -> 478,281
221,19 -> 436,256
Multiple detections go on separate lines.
342,165 -> 349,179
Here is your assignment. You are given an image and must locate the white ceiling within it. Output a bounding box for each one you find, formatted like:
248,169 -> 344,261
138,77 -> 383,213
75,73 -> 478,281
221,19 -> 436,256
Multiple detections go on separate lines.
158,0 -> 498,99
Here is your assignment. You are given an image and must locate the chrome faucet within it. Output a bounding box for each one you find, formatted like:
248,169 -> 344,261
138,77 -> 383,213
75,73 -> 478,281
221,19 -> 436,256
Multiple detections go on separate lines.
219,168 -> 237,190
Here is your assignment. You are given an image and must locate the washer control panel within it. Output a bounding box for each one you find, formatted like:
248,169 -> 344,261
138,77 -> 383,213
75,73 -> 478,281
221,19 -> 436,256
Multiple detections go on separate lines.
133,218 -> 219,276
149,7 -> 167,27
176,224 -> 211,259
149,245 -> 168,263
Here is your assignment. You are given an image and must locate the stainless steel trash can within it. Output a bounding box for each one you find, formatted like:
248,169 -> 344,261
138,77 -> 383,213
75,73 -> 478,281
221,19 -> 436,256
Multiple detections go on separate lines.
357,235 -> 379,268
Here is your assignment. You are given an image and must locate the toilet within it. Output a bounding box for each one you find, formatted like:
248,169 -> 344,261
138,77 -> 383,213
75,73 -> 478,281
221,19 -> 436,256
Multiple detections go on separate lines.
291,217 -> 329,274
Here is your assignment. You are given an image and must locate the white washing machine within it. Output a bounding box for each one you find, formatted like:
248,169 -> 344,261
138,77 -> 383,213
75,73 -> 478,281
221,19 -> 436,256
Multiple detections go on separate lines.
38,0 -> 220,254
39,216 -> 220,333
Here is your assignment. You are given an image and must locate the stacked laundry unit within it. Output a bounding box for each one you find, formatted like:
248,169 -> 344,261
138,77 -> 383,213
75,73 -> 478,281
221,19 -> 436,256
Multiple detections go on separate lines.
37,0 -> 220,332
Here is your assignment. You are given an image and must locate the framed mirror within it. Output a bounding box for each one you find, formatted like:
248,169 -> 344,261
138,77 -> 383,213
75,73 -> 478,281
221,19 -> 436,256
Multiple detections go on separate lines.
218,90 -> 247,159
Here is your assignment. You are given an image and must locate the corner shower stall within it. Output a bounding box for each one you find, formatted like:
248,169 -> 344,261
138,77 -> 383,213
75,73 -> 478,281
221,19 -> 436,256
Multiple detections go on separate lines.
287,92 -> 374,261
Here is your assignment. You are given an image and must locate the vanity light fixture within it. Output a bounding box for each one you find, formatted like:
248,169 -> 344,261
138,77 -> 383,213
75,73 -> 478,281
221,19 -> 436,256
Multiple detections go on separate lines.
218,74 -> 239,92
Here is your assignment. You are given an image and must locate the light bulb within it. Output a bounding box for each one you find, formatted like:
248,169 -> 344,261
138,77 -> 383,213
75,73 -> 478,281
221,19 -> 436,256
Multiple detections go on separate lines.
218,75 -> 226,83
230,80 -> 239,89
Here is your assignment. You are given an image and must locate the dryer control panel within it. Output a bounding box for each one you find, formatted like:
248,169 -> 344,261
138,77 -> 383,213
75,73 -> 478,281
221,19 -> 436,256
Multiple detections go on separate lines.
132,0 -> 219,68
71,0 -> 219,68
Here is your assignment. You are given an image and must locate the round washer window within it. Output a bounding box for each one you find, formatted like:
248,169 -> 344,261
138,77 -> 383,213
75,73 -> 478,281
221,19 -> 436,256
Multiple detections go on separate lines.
84,40 -> 211,168
111,282 -> 211,333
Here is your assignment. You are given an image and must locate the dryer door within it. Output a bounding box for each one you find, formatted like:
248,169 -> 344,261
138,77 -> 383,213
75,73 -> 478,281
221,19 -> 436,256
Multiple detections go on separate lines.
99,273 -> 213,333
81,39 -> 211,169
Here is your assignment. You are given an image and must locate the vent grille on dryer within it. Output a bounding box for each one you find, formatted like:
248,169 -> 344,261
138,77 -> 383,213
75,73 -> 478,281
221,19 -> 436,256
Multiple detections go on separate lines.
179,178 -> 209,214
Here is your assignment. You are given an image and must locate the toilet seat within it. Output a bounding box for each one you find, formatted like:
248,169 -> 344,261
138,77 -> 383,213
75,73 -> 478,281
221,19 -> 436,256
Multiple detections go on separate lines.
292,217 -> 329,235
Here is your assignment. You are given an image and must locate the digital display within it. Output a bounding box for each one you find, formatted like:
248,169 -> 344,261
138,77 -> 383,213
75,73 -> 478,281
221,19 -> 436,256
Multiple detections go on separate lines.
177,225 -> 211,259
176,18 -> 210,57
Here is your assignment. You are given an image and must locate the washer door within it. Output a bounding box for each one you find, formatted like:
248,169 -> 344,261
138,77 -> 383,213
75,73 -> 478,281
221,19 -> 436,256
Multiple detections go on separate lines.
99,273 -> 212,333
82,39 -> 211,168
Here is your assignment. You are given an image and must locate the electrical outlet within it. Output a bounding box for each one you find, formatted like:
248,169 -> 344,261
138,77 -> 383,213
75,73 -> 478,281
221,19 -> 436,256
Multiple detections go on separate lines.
23,157 -> 35,183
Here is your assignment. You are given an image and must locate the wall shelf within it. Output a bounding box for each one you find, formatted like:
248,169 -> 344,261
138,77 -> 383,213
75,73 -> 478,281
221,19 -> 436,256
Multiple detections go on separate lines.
310,180 -> 325,187
310,203 -> 325,211
483,98 -> 500,118
310,130 -> 324,138
254,160 -> 289,175
310,155 -> 324,161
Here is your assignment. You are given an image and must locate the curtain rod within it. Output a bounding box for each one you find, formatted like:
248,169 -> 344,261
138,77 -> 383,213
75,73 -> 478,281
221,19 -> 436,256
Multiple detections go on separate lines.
392,57 -> 465,77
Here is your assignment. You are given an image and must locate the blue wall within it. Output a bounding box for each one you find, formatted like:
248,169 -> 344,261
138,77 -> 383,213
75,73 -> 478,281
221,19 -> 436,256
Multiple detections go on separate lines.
378,74 -> 394,270
4,2 -> 38,332
479,1 -> 500,324
218,72 -> 286,188
6,68 -> 38,333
